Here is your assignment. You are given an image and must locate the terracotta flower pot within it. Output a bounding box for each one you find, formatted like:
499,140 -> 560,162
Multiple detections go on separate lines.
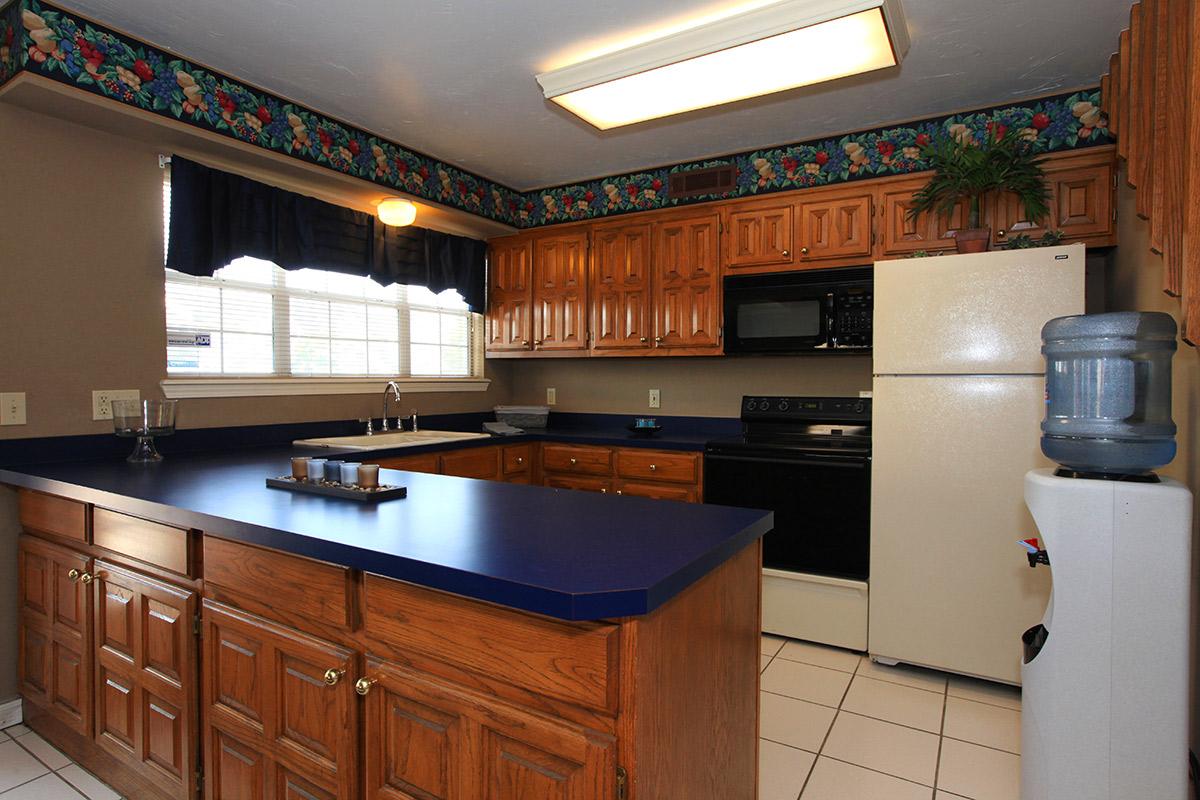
954,228 -> 992,253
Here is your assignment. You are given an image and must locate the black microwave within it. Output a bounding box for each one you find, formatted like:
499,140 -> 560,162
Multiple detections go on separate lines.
723,267 -> 873,354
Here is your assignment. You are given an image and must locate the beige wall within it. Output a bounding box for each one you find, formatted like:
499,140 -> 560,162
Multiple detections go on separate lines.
1107,168 -> 1200,752
505,355 -> 872,416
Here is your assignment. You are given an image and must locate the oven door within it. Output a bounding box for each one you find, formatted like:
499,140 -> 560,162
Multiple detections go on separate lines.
703,451 -> 870,580
723,282 -> 830,353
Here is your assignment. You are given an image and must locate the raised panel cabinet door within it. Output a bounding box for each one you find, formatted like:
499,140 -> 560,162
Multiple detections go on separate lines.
990,188 -> 1053,245
1048,163 -> 1113,239
652,213 -> 721,349
725,201 -> 795,269
879,181 -> 966,255
210,728 -> 268,800
532,232 -> 589,351
486,238 -> 533,352
797,193 -> 873,262
439,447 -> 500,480
590,223 -> 652,350
18,535 -> 53,624
203,600 -> 357,799
92,560 -> 198,799
18,618 -> 51,705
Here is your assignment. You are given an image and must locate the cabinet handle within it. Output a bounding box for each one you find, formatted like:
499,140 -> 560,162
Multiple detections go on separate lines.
997,230 -> 1007,239
800,247 -> 810,256
781,249 -> 790,258
521,340 -> 530,347
570,458 -> 578,466
649,464 -> 657,471
601,488 -> 608,494
615,490 -> 623,495
355,677 -> 377,696
323,668 -> 345,687
639,337 -> 648,343
516,457 -> 524,464
67,568 -> 81,583
654,336 -> 663,343
79,572 -> 94,585
534,339 -> 543,346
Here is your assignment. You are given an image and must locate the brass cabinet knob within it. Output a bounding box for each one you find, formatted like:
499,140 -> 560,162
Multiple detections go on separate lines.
649,464 -> 657,471
521,340 -> 530,346
79,572 -> 94,585
600,488 -> 608,494
800,246 -> 810,255
615,490 -> 623,495
355,677 -> 377,696
570,458 -> 578,466
516,457 -> 524,464
323,668 -> 345,687
655,336 -> 663,343
534,339 -> 543,346
640,337 -> 648,343
997,230 -> 1007,238
67,569 -> 81,583
782,249 -> 790,257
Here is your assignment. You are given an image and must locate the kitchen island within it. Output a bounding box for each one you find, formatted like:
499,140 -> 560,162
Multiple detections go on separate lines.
1,448 -> 771,800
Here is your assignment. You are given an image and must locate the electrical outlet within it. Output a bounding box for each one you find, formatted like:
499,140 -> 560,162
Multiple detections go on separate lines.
93,389 -> 140,421
0,393 -> 26,425
546,387 -> 557,406
648,389 -> 661,409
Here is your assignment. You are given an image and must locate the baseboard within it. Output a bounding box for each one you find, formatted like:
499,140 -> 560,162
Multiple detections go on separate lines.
0,697 -> 22,730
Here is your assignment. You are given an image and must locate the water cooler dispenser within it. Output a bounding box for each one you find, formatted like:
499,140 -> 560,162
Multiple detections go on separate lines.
1021,311 -> 1193,800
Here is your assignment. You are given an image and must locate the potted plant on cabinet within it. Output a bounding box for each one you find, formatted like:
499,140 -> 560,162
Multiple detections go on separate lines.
909,127 -> 1051,253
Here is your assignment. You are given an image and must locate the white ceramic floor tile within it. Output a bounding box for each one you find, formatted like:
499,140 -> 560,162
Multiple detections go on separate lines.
841,676 -> 945,733
762,634 -> 787,657
821,712 -> 940,787
0,739 -> 51,793
762,659 -> 853,708
801,757 -> 934,800
760,692 -> 837,753
759,739 -> 816,800
937,738 -> 1021,800
0,773 -> 86,799
15,732 -> 72,771
857,658 -> 948,694
56,765 -> 121,800
943,697 -> 1021,754
777,640 -> 861,673
947,676 -> 1021,710
3,724 -> 32,738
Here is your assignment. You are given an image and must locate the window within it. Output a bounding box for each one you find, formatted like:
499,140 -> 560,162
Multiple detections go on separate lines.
161,173 -> 485,393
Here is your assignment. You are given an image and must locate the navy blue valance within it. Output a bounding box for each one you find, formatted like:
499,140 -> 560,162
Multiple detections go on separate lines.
164,156 -> 487,312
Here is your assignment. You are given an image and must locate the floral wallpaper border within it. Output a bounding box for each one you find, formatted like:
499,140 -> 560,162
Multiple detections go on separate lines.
2,0 -> 1113,231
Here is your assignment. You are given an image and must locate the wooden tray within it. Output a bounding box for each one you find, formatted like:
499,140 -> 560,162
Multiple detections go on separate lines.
266,476 -> 408,502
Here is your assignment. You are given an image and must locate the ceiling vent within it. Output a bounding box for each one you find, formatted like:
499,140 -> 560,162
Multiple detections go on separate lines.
668,165 -> 736,199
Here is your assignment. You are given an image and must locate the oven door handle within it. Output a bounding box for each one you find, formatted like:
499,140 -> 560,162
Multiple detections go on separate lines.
704,453 -> 869,469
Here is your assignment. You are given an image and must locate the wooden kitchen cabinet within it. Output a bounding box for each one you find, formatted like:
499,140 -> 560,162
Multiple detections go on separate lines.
440,446 -> 501,480
203,599 -> 358,799
724,198 -> 796,271
501,444 -> 534,482
614,481 -> 697,502
375,452 -> 440,474
591,221 -> 653,351
18,489 -> 88,543
544,474 -> 613,494
93,560 -> 198,800
652,211 -> 722,351
18,535 -> 93,738
532,230 -> 589,352
486,235 -> 534,352
541,443 -> 613,476
796,188 -> 874,265
991,149 -> 1115,247
878,176 -> 970,256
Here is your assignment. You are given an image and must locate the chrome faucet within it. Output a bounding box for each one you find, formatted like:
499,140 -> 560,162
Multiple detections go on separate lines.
381,381 -> 403,431
409,409 -> 419,433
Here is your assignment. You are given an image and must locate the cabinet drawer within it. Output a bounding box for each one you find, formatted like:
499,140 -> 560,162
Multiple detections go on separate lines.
542,444 -> 613,476
502,444 -> 533,475
615,449 -> 699,484
439,447 -> 499,480
375,453 -> 440,474
363,575 -> 619,713
544,475 -> 613,494
203,537 -> 353,630
93,508 -> 194,576
19,490 -> 87,543
615,481 -> 697,503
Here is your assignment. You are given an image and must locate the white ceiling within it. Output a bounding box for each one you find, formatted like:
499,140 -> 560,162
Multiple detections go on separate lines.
65,0 -> 1129,190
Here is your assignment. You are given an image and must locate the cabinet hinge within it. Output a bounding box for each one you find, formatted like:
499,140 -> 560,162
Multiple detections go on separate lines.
616,766 -> 628,800
193,614 -> 202,638
195,769 -> 204,795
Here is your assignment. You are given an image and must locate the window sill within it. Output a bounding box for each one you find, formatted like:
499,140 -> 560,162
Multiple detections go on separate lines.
160,377 -> 491,399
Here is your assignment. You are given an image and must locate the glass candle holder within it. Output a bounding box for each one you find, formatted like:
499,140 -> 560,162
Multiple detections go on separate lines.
323,460 -> 345,482
291,456 -> 310,480
340,462 -> 361,486
359,464 -> 380,489
306,458 -> 328,481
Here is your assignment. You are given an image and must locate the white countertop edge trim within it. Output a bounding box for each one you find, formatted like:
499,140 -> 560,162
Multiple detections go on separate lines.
161,377 -> 492,398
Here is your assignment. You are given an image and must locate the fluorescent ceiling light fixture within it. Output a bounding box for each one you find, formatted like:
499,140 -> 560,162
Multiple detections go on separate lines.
377,197 -> 417,227
536,0 -> 910,130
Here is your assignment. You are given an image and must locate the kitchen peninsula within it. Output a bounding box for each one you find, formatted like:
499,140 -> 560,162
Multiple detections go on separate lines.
1,448 -> 771,800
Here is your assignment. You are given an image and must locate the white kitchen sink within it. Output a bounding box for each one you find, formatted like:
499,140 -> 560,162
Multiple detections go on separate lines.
293,430 -> 491,451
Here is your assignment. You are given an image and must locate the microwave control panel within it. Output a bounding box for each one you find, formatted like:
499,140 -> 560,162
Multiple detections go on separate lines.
833,289 -> 873,347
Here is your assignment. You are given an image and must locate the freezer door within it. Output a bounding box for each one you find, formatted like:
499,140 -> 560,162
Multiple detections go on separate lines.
873,245 -> 1085,375
868,375 -> 1052,683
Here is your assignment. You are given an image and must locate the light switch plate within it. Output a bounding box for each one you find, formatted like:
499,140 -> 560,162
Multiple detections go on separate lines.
93,389 -> 140,421
546,387 -> 556,405
0,393 -> 26,425
648,389 -> 661,409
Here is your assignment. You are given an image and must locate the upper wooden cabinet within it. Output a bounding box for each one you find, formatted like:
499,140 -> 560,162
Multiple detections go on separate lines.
591,222 -> 652,351
724,199 -> 796,271
653,211 -> 722,351
797,189 -> 874,265
879,176 -> 969,256
991,148 -> 1115,247
532,231 -> 589,352
486,236 -> 533,352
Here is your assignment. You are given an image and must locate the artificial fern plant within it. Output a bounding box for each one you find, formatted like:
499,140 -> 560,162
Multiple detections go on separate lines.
909,128 -> 1050,231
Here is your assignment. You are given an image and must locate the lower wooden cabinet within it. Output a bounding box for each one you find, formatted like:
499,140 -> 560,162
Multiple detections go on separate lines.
203,599 -> 358,799
543,446 -> 703,502
440,447 -> 501,480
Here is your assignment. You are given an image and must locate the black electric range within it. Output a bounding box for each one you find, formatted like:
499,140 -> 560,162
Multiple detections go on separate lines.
704,396 -> 872,581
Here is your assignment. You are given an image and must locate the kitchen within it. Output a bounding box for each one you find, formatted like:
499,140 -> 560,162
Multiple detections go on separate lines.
0,1 -> 1198,799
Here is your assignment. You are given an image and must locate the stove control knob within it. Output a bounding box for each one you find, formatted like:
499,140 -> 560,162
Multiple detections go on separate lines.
778,400 -> 790,412
854,401 -> 865,413
746,400 -> 757,411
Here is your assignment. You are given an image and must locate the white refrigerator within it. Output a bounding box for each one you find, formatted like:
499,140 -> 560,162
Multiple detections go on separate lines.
869,244 -> 1085,684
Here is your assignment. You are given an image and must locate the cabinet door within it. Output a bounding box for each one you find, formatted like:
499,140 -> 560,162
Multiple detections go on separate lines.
533,232 -> 589,352
991,158 -> 1114,246
591,223 -> 652,351
487,237 -> 533,353
18,535 -> 92,737
652,213 -> 721,350
725,201 -> 795,270
543,475 -> 613,494
613,481 -> 697,503
204,600 -> 358,800
376,454 -> 441,474
440,447 -> 500,480
879,179 -> 968,255
797,191 -> 873,263
93,561 -> 197,799
362,658 -> 614,800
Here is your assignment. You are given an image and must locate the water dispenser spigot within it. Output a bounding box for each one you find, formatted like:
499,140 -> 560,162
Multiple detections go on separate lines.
1019,539 -> 1050,568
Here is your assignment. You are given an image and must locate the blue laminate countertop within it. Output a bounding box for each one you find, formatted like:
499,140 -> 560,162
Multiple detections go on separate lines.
0,446 -> 771,621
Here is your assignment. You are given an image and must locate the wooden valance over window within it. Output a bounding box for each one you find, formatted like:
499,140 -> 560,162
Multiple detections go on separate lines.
164,156 -> 488,312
